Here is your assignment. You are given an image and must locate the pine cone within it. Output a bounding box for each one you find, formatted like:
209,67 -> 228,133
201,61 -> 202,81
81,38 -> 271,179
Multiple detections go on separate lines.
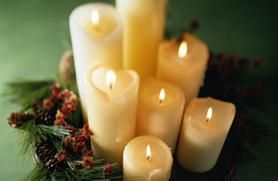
36,140 -> 67,172
33,103 -> 57,125
7,112 -> 34,128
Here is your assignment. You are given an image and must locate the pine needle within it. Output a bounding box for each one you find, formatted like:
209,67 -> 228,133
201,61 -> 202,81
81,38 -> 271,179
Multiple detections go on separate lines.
20,120 -> 69,154
3,80 -> 53,111
25,163 -> 49,181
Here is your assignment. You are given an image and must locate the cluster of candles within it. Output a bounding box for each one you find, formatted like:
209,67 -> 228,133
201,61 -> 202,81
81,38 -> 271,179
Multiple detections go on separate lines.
69,0 -> 236,180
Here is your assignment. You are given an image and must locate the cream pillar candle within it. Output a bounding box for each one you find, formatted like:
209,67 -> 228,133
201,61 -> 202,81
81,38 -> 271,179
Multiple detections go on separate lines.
84,64 -> 139,165
137,78 -> 185,153
70,3 -> 122,117
116,0 -> 168,78
177,97 -> 236,172
123,136 -> 173,181
156,33 -> 209,105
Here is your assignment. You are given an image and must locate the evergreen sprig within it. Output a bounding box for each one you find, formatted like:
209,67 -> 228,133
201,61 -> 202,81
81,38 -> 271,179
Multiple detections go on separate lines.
20,120 -> 69,154
26,163 -> 49,181
5,81 -> 122,180
52,163 -> 121,181
3,80 -> 53,111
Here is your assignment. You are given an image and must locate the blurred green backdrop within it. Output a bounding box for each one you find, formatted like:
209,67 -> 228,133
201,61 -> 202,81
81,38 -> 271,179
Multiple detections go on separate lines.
0,0 -> 277,180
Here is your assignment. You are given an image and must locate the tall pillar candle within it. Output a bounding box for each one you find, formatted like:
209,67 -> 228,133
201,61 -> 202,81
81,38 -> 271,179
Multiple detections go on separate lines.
116,0 -> 168,78
84,63 -> 139,165
177,97 -> 236,172
156,33 -> 209,105
137,78 -> 185,153
70,3 -> 122,117
123,136 -> 173,181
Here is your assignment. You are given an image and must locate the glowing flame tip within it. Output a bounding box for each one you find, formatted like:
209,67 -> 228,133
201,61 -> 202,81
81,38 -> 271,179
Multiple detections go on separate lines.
178,41 -> 188,58
146,144 -> 152,161
159,88 -> 166,103
206,107 -> 213,122
105,70 -> 116,90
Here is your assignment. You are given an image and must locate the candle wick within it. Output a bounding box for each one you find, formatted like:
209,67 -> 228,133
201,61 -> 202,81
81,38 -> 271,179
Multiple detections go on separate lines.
109,84 -> 113,90
147,155 -> 151,161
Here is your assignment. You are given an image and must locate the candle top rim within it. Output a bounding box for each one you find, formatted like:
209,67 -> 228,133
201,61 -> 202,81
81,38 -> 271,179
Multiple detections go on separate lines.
124,135 -> 173,170
70,3 -> 122,41
85,64 -> 139,101
185,97 -> 236,136
159,32 -> 209,65
139,78 -> 185,111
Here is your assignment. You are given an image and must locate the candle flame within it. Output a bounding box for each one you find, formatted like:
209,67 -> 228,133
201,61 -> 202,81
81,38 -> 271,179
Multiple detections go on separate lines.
206,107 -> 213,122
178,41 -> 188,58
105,70 -> 116,90
146,144 -> 152,161
159,88 -> 166,104
91,9 -> 100,25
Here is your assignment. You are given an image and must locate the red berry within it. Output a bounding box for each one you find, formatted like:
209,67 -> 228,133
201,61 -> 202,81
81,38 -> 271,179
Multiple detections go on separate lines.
56,110 -> 64,120
61,107 -> 70,117
60,90 -> 72,99
82,156 -> 94,168
54,111 -> 65,126
81,124 -> 93,138
51,83 -> 61,97
56,150 -> 67,161
64,135 -> 73,145
43,99 -> 53,109
104,164 -> 112,175
73,135 -> 87,151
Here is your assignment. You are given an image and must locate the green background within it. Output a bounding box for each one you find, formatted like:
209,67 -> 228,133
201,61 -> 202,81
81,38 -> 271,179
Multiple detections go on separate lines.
0,0 -> 277,180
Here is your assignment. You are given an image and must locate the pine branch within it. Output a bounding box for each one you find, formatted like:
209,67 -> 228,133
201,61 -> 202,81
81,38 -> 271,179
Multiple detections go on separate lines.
20,121 -> 69,154
25,163 -> 49,181
3,80 -> 53,111
50,162 -> 121,181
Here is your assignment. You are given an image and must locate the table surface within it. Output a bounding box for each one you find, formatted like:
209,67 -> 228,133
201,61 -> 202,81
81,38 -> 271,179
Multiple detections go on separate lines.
0,0 -> 277,180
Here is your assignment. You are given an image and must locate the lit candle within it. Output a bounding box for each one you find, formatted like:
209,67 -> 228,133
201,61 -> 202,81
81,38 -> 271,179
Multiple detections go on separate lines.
156,33 -> 209,105
69,3 -> 123,118
136,78 -> 185,153
84,63 -> 139,166
177,97 -> 236,172
123,135 -> 173,181
116,0 -> 168,78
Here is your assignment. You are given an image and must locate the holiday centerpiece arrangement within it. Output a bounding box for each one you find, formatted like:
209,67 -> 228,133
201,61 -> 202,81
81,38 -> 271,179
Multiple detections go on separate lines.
5,0 -> 268,180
